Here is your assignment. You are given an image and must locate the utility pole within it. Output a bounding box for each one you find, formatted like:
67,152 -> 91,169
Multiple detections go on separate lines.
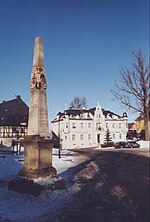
58,116 -> 61,158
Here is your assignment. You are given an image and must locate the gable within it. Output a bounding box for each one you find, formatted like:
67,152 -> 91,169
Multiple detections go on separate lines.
0,96 -> 29,126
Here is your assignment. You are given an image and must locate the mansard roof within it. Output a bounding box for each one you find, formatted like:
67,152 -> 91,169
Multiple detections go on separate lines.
63,108 -> 89,116
51,106 -> 126,122
0,95 -> 29,127
51,108 -> 91,122
103,110 -> 122,119
88,107 -> 95,115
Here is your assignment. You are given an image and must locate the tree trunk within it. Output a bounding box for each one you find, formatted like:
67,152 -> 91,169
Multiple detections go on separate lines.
144,116 -> 150,141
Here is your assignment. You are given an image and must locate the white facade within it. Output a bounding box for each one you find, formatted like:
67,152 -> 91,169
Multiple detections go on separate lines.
51,103 -> 128,149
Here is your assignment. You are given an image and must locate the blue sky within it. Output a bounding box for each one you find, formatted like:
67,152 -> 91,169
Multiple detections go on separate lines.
0,0 -> 149,122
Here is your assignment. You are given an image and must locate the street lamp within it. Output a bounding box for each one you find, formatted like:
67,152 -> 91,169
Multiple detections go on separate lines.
58,115 -> 61,159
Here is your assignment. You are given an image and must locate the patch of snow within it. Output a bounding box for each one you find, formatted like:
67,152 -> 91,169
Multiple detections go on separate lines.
52,148 -> 76,155
0,148 -> 85,222
137,140 -> 150,148
0,147 -> 14,152
0,156 -> 22,181
20,122 -> 26,125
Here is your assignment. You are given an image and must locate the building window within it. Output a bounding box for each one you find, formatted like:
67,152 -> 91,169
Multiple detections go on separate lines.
72,123 -> 76,128
119,123 -> 121,128
88,134 -> 91,140
113,134 -> 115,139
66,123 -> 68,128
80,134 -> 83,140
88,123 -> 91,128
72,134 -> 75,140
112,123 -> 115,128
119,134 -> 122,139
106,123 -> 108,128
12,127 -> 17,133
81,123 -> 83,128
96,123 -> 101,130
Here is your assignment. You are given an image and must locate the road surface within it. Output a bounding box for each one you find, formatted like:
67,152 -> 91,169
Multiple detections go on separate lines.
35,148 -> 149,222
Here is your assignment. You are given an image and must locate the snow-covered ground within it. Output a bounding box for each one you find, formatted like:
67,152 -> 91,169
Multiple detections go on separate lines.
0,141 -> 149,222
137,140 -> 150,148
0,148 -> 85,222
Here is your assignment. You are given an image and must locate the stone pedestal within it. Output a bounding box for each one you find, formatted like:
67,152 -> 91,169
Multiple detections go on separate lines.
8,176 -> 66,196
19,135 -> 57,178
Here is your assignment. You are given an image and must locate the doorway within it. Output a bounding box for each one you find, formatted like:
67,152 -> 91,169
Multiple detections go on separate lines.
97,134 -> 100,144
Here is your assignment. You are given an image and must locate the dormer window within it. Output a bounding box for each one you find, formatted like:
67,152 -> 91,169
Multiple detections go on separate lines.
80,113 -> 83,118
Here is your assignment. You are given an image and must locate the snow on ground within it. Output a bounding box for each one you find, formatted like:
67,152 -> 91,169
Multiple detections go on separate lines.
0,148 -> 85,222
0,143 -> 149,222
137,140 -> 150,148
0,155 -> 23,181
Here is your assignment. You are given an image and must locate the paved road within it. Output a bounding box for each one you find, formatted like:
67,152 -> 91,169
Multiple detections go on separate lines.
35,148 -> 149,222
55,148 -> 149,222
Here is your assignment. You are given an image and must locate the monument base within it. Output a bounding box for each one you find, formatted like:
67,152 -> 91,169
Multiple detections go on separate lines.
20,166 -> 57,178
8,176 -> 66,196
20,135 -> 57,179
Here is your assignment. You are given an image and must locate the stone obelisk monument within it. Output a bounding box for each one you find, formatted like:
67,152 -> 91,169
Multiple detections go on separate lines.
20,37 -> 57,178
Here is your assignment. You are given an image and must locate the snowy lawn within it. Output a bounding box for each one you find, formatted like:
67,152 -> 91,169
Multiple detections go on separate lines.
137,140 -> 150,148
0,148 -> 85,222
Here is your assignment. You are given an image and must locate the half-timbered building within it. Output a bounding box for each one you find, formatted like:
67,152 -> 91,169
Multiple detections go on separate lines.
0,95 -> 29,146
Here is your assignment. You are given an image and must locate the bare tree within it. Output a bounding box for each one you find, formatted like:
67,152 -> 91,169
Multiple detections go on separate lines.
111,50 -> 150,141
70,96 -> 87,109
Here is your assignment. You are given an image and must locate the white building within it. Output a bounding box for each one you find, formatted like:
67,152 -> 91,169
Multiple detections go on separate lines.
51,103 -> 128,149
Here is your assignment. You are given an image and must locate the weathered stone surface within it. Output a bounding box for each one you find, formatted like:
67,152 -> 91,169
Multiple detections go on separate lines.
32,37 -> 45,71
28,88 -> 49,136
18,37 -> 57,182
28,37 -> 49,136
20,135 -> 57,178
8,176 -> 66,196
8,177 -> 43,196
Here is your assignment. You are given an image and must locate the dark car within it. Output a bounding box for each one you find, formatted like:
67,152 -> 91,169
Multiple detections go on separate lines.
127,141 -> 140,148
115,141 -> 140,148
115,141 -> 128,148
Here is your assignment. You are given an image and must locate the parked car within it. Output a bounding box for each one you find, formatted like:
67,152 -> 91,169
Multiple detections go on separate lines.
115,141 -> 128,148
127,141 -> 140,148
115,141 -> 140,148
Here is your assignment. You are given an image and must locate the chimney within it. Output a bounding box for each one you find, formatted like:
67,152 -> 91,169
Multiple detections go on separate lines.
16,95 -> 21,100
